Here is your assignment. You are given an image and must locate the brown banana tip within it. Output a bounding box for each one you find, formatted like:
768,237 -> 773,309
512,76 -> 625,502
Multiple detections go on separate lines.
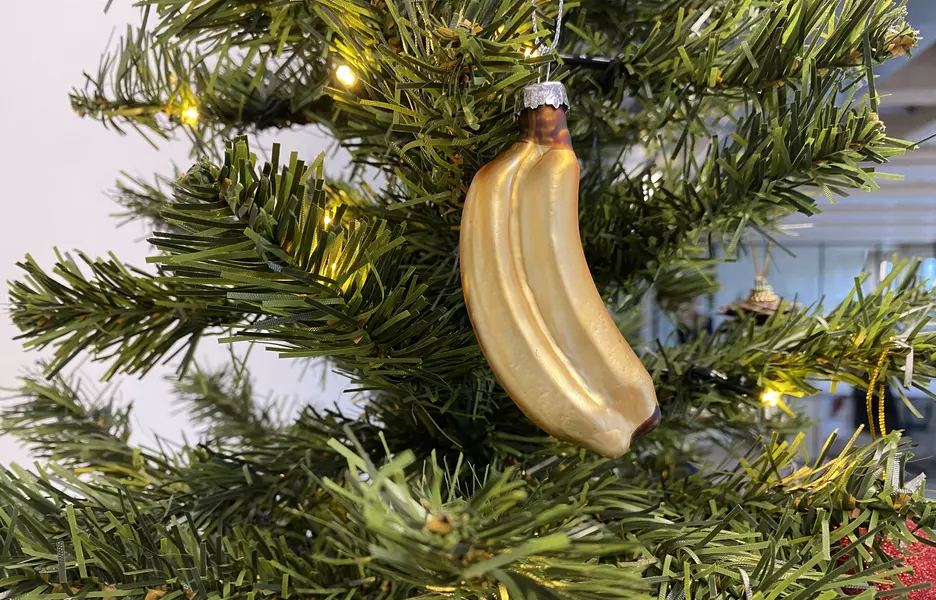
630,405 -> 662,443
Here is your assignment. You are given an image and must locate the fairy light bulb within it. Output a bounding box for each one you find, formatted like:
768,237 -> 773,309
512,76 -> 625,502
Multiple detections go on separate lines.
335,65 -> 356,86
180,106 -> 199,126
323,213 -> 332,225
760,389 -> 781,408
523,46 -> 540,58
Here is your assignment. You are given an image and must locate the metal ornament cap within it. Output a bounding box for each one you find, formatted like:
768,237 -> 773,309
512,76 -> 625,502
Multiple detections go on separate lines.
517,81 -> 569,114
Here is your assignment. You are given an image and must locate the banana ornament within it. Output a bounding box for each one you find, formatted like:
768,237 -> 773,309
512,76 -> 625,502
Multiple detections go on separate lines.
460,82 -> 661,458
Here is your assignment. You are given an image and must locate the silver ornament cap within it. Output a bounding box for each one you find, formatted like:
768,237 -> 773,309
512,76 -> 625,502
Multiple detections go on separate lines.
516,82 -> 569,114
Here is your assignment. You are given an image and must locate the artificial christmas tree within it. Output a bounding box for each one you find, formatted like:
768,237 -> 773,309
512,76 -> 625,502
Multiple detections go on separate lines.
3,1 -> 936,598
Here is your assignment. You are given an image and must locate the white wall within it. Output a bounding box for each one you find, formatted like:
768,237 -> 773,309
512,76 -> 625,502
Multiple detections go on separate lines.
0,3 -> 352,466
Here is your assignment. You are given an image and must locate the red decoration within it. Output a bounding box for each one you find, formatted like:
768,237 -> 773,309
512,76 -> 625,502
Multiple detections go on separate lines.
840,521 -> 935,599
879,527 -> 936,600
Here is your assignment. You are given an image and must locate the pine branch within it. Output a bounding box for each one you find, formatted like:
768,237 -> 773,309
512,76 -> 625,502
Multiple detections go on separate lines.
9,251 -> 235,378
173,349 -> 332,446
111,171 -> 179,231
9,140 -> 479,384
646,259 -> 936,441
581,68 -> 911,295
569,0 -> 914,93
2,374 -> 134,470
145,138 -> 480,384
0,463 -> 355,600
0,366 -> 379,536
0,372 -> 180,490
2,430 -> 931,599
78,1 -> 915,146
163,400 -> 386,535
71,12 -> 334,154
175,362 -> 275,441
320,436 -> 650,599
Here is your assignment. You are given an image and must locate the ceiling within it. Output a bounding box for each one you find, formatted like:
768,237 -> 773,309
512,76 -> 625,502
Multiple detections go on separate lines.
781,0 -> 936,244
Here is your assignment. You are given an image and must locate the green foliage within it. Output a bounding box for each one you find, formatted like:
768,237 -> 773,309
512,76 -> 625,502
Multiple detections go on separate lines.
9,251 -> 235,379
1,373 -> 137,472
1,375 -> 934,599
111,172 -> 178,231
3,0 -> 936,598
71,7 -> 334,153
646,259 -> 936,440
175,356 -> 278,441
155,138 -> 477,384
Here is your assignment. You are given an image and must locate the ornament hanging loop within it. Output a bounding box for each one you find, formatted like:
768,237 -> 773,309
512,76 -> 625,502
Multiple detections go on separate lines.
531,0 -> 564,82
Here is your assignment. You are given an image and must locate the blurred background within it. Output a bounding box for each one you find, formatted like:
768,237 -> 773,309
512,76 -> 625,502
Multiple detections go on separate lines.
2,2 -> 936,472
650,0 -> 936,480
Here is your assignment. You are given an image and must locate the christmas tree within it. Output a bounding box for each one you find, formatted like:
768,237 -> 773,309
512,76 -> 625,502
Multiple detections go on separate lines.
3,1 -> 936,598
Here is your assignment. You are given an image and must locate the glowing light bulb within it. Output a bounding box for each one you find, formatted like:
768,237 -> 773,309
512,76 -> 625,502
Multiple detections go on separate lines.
180,106 -> 199,126
760,389 -> 781,408
323,214 -> 332,225
523,46 -> 540,58
335,65 -> 357,86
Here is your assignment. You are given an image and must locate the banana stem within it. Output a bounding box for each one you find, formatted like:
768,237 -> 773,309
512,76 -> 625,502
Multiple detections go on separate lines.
519,106 -> 573,148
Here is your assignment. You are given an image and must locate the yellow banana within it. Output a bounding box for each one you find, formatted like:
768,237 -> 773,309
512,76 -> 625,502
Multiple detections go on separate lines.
460,82 -> 660,458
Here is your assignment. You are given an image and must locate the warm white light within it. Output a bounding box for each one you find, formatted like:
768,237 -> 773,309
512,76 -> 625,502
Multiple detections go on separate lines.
323,214 -> 332,225
335,65 -> 357,86
761,389 -> 781,408
180,106 -> 199,126
524,46 -> 540,58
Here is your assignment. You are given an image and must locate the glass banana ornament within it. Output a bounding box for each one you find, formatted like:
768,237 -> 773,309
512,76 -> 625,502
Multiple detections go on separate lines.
460,82 -> 661,458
